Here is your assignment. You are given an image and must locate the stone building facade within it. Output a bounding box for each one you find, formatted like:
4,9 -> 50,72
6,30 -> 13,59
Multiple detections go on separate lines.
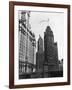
19,11 -> 36,78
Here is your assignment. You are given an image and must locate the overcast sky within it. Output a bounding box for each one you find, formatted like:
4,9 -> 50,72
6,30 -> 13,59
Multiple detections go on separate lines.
29,11 -> 64,60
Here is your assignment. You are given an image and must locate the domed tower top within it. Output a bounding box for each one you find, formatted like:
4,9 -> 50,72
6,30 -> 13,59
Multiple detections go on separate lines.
46,26 -> 51,31
45,25 -> 53,37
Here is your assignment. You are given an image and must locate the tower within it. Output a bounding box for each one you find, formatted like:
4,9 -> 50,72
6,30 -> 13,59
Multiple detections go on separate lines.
44,25 -> 59,77
36,35 -> 44,74
44,26 -> 54,64
38,35 -> 43,53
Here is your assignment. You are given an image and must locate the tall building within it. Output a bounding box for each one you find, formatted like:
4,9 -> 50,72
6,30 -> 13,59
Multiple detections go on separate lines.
19,11 -> 36,78
53,43 -> 59,71
36,35 -> 44,72
37,35 -> 43,53
44,26 -> 59,77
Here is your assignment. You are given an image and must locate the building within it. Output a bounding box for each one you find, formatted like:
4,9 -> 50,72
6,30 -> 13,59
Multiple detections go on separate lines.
59,59 -> 63,71
53,43 -> 59,71
36,35 -> 44,72
19,11 -> 36,78
44,26 -> 59,77
57,59 -> 63,77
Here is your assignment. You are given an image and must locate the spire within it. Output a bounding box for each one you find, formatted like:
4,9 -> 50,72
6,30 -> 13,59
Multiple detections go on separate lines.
39,34 -> 40,37
39,34 -> 42,40
47,18 -> 49,26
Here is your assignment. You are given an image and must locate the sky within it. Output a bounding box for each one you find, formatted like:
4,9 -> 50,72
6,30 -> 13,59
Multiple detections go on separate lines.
29,11 -> 64,60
